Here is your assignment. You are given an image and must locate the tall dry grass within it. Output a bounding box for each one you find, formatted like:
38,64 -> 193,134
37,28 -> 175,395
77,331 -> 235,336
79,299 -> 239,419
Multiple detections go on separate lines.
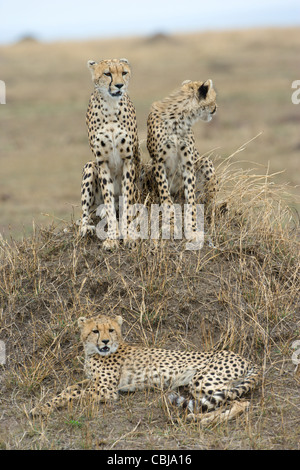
0,140 -> 299,448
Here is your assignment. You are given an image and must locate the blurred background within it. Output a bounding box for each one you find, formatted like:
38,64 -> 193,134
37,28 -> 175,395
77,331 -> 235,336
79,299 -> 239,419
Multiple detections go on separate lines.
0,0 -> 300,238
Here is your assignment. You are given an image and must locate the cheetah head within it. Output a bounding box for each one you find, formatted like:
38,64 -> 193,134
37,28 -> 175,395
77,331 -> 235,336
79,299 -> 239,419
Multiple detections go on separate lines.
78,315 -> 123,357
181,79 -> 217,122
87,58 -> 131,99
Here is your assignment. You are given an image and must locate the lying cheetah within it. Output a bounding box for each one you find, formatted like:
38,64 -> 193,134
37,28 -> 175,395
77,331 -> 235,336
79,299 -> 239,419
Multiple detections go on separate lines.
147,79 -> 218,237
79,58 -> 140,250
30,315 -> 260,423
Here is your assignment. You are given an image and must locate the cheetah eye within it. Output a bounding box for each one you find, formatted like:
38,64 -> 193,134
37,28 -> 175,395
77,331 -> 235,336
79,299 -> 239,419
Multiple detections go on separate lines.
122,71 -> 128,76
92,329 -> 99,334
104,72 -> 112,77
109,328 -> 114,333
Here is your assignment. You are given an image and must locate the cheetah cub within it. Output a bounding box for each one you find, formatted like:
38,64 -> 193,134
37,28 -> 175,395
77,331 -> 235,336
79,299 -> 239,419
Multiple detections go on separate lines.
30,315 -> 260,423
79,58 -> 140,250
147,79 -> 218,239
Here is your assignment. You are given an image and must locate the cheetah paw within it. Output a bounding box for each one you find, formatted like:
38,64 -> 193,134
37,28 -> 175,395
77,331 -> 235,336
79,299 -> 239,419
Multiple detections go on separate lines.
185,231 -> 204,250
186,401 -> 250,424
103,238 -> 119,251
123,238 -> 137,249
30,405 -> 51,417
80,224 -> 96,237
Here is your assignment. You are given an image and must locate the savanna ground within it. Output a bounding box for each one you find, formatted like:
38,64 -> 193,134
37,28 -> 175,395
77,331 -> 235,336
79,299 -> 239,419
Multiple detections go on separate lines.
0,27 -> 299,450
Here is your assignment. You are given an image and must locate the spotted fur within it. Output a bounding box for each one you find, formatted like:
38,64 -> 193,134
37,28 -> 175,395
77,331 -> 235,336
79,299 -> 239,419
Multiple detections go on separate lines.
147,79 -> 218,236
79,58 -> 140,250
30,315 -> 260,420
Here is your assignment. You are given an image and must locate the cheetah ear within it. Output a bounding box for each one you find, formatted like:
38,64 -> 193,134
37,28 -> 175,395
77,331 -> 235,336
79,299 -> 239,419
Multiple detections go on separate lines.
87,60 -> 97,69
87,60 -> 97,78
78,317 -> 87,329
198,79 -> 213,100
115,315 -> 123,326
182,80 -> 192,85
205,79 -> 213,88
119,58 -> 129,65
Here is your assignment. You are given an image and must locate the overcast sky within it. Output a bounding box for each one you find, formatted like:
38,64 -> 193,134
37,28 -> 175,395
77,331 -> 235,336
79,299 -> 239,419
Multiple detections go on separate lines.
0,0 -> 299,44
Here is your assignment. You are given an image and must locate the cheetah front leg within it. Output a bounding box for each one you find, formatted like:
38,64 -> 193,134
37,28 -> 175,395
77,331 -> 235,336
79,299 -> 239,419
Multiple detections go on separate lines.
182,156 -> 197,240
79,161 -> 102,236
153,156 -> 173,207
97,161 -> 119,250
30,379 -> 90,416
120,157 -> 137,247
152,155 -> 177,239
30,379 -> 119,417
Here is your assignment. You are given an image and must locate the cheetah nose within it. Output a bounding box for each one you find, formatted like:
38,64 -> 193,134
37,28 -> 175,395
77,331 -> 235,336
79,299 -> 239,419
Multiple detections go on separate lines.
102,339 -> 109,345
115,83 -> 124,89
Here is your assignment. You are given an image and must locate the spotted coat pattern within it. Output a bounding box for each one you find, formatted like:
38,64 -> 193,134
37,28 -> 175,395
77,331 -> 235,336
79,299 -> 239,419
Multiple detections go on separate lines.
79,59 -> 140,250
30,315 -> 260,418
147,79 -> 218,236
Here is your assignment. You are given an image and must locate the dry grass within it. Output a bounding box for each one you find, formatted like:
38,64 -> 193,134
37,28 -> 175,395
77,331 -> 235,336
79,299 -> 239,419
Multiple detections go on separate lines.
0,151 -> 299,449
0,26 -> 299,450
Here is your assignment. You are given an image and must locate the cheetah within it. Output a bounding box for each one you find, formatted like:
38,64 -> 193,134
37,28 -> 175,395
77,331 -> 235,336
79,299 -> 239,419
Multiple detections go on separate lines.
79,58 -> 140,250
30,315 -> 260,423
147,79 -> 218,239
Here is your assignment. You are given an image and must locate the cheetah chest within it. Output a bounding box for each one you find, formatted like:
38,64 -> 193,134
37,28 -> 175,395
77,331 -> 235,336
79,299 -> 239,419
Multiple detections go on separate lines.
163,134 -> 191,194
90,95 -> 134,193
95,123 -> 129,177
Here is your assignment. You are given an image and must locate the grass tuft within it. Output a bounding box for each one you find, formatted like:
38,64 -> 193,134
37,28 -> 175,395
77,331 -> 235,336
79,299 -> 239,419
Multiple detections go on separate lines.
0,146 -> 299,449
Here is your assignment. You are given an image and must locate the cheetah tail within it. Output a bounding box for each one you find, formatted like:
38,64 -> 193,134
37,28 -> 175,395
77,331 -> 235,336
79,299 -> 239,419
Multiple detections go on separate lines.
168,365 -> 260,413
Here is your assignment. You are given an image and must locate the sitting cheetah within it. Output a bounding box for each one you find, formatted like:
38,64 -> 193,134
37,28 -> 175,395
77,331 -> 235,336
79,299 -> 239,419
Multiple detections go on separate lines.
79,58 -> 140,250
147,79 -> 218,238
30,315 -> 260,423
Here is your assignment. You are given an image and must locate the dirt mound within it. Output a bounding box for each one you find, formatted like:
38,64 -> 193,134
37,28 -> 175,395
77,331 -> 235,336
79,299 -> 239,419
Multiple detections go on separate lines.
0,161 -> 299,449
